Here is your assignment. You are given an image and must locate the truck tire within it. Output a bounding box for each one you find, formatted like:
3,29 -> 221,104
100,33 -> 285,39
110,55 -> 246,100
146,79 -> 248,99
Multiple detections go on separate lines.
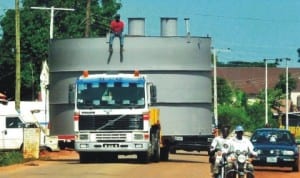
150,129 -> 160,162
79,152 -> 92,163
98,153 -> 118,163
137,151 -> 150,163
160,146 -> 169,161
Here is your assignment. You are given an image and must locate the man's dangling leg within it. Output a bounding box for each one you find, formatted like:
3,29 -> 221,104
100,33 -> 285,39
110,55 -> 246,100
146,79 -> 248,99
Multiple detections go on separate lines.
109,33 -> 115,52
120,34 -> 124,52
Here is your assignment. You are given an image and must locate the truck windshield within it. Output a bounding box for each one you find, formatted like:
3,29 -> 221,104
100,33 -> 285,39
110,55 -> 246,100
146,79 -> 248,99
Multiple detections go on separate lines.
76,80 -> 146,109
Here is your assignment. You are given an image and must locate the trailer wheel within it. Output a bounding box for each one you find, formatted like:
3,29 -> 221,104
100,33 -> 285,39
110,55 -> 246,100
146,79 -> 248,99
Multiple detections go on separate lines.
150,129 -> 160,162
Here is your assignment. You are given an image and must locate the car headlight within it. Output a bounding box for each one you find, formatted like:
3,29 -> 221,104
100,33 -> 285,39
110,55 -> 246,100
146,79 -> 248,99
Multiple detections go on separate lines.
282,150 -> 294,155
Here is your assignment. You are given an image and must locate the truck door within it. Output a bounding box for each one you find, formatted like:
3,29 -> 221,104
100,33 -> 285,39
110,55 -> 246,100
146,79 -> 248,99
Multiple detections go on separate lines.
0,116 -> 24,150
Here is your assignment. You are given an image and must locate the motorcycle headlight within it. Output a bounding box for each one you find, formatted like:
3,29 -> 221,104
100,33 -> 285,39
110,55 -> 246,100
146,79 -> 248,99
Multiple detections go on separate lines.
238,154 -> 247,163
255,149 -> 262,155
282,150 -> 294,156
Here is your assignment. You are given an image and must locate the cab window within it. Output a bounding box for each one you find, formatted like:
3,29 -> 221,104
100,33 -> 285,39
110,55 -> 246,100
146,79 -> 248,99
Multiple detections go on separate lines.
6,117 -> 23,128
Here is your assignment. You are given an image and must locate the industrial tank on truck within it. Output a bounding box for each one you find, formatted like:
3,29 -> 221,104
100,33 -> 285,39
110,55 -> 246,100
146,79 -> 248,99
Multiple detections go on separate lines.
48,17 -> 213,161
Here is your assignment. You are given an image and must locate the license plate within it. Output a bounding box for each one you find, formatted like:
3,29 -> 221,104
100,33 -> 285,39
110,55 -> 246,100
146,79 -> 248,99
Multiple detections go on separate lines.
266,157 -> 277,163
103,144 -> 119,148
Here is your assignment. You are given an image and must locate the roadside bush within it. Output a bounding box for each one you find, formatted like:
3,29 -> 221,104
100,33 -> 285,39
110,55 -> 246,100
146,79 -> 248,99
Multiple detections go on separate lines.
0,151 -> 24,166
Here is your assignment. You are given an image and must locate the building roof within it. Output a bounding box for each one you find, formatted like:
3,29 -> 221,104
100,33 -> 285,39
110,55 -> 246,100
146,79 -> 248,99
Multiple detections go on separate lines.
217,67 -> 300,95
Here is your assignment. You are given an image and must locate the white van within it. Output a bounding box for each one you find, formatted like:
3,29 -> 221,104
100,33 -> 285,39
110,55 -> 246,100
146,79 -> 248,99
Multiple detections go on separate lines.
0,103 -> 59,151
0,113 -> 26,150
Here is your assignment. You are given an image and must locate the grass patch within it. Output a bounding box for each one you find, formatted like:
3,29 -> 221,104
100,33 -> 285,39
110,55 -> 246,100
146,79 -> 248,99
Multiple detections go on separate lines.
0,151 -> 24,166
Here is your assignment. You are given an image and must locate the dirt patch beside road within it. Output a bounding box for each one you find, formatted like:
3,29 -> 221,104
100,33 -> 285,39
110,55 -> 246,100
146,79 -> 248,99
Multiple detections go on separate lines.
39,149 -> 79,160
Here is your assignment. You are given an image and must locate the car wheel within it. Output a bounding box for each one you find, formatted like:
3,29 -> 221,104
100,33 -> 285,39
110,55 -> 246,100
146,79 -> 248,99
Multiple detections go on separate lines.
292,157 -> 299,172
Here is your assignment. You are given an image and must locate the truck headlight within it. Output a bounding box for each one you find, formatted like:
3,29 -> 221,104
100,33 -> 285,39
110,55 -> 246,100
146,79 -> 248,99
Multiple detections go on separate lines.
134,134 -> 143,140
79,134 -> 89,140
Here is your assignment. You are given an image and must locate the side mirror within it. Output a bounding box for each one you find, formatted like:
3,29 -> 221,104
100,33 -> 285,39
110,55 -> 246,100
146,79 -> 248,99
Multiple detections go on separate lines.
150,85 -> 157,103
68,84 -> 75,104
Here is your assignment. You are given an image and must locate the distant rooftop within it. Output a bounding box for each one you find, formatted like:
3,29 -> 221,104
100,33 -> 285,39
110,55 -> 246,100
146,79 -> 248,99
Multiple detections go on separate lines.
217,67 -> 300,96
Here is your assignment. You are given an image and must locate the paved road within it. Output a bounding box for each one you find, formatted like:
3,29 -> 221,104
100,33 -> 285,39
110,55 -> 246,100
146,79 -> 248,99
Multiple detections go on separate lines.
0,150 -> 299,178
0,151 -> 210,178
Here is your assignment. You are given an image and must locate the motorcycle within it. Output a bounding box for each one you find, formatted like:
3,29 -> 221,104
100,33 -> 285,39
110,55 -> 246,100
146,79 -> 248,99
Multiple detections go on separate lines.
225,150 -> 255,178
214,151 -> 228,178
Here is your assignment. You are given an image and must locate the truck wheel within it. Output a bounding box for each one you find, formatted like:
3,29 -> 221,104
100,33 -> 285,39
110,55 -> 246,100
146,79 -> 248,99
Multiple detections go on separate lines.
98,153 -> 118,163
170,147 -> 176,154
160,146 -> 169,161
137,152 -> 150,163
150,129 -> 160,162
79,152 -> 92,163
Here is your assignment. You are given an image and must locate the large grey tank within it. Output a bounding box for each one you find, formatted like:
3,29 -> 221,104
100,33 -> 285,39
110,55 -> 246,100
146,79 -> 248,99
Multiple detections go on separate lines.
49,35 -> 212,151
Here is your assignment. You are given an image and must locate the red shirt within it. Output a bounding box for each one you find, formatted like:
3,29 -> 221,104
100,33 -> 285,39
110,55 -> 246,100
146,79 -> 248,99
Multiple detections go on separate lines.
110,20 -> 124,33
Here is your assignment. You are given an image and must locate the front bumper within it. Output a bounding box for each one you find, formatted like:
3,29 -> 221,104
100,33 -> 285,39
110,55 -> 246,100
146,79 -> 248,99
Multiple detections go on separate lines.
252,155 -> 298,167
75,141 -> 150,153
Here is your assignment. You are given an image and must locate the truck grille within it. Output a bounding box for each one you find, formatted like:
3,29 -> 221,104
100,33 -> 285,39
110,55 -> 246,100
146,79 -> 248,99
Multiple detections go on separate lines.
95,133 -> 127,142
79,114 -> 143,130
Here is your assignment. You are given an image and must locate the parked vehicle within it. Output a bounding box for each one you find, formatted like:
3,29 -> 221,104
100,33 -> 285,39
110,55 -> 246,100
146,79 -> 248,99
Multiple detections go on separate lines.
0,101 -> 59,151
250,128 -> 299,172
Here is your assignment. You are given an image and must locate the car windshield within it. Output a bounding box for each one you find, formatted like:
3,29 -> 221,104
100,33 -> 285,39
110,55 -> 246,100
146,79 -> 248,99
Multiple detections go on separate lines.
251,130 -> 294,145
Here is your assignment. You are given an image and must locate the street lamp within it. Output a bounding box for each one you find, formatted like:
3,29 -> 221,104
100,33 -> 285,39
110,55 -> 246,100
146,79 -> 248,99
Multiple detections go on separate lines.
31,6 -> 75,39
277,58 -> 291,130
212,47 -> 231,128
264,58 -> 279,125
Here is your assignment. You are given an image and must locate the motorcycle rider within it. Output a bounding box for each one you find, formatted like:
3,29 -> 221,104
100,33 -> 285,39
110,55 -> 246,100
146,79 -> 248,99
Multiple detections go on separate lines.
209,125 -> 231,177
227,125 -> 257,177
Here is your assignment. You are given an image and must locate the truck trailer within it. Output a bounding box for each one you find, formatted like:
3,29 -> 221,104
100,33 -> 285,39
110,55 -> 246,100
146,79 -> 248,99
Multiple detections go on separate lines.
48,18 -> 213,161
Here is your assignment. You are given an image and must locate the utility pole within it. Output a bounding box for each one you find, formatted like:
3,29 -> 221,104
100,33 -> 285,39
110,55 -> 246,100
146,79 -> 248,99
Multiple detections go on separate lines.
212,47 -> 231,128
15,0 -> 21,112
263,58 -> 279,126
31,6 -> 75,39
277,58 -> 291,130
85,0 -> 91,37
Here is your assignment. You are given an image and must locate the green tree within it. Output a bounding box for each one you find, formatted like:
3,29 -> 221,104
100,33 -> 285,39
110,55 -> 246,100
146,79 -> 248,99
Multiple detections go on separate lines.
218,104 -> 252,131
217,77 -> 233,104
257,88 -> 284,114
0,0 -> 121,100
274,73 -> 297,98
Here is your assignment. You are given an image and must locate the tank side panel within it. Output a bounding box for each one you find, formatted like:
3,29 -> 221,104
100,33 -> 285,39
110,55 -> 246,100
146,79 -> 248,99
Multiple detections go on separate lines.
49,37 -> 211,71
49,104 -> 74,135
49,37 -> 212,136
158,105 -> 212,135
